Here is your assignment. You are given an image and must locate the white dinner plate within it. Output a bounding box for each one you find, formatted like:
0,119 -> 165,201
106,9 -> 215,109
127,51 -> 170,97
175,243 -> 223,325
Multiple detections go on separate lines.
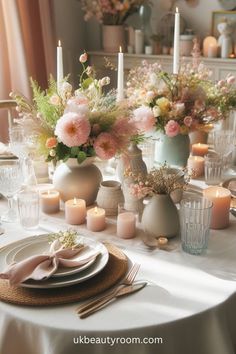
12,239 -> 99,278
2,234 -> 109,289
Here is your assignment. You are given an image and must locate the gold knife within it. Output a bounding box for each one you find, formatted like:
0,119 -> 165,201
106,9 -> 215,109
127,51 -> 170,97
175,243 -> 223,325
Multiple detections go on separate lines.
79,281 -> 147,319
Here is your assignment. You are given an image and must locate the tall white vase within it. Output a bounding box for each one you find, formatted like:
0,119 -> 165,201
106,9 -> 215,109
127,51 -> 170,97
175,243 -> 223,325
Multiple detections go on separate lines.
53,158 -> 102,205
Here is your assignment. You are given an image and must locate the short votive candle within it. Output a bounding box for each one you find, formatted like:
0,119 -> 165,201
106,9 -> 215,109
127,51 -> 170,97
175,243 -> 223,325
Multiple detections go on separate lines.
117,212 -> 136,239
203,186 -> 231,229
65,198 -> 86,225
188,156 -> 205,178
192,143 -> 208,156
87,207 -> 106,232
41,190 -> 60,214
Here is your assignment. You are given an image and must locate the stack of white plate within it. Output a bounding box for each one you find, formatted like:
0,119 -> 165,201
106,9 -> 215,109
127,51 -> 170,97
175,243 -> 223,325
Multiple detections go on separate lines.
0,234 -> 109,289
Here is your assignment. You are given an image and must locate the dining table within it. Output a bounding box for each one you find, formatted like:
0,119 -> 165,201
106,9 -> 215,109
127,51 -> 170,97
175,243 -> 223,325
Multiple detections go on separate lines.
0,177 -> 236,354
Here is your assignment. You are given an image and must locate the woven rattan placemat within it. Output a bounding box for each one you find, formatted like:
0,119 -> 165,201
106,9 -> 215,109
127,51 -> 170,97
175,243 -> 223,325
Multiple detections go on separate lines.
0,243 -> 128,306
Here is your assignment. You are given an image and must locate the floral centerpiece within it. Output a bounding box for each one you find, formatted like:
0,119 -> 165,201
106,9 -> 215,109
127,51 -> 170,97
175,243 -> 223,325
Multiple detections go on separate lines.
12,53 -> 138,203
12,53 -> 137,165
80,0 -> 151,52
126,61 -> 236,166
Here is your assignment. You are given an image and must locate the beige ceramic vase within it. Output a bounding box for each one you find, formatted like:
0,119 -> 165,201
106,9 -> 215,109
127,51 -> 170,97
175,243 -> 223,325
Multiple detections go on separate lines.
96,180 -> 124,216
142,194 -> 180,238
53,158 -> 102,205
102,25 -> 126,52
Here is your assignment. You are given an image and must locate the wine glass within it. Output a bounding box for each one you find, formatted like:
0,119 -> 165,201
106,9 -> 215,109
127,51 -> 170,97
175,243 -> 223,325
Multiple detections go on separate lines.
9,126 -> 37,186
0,160 -> 24,222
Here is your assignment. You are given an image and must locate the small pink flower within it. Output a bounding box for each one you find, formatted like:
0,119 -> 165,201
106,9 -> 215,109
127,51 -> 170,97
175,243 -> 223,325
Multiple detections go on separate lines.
173,102 -> 185,115
55,112 -> 91,147
132,106 -> 156,133
94,133 -> 117,160
164,120 -> 180,137
227,75 -> 235,85
183,116 -> 193,127
64,95 -> 89,115
79,53 -> 88,63
46,137 -> 57,149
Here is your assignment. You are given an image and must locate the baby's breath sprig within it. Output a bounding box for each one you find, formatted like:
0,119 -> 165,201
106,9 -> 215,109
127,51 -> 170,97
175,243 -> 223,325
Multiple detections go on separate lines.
48,229 -> 83,249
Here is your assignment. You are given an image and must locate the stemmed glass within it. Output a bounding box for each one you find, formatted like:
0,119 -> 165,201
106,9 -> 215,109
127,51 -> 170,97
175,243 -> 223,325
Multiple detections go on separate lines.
213,130 -> 235,174
0,160 -> 24,222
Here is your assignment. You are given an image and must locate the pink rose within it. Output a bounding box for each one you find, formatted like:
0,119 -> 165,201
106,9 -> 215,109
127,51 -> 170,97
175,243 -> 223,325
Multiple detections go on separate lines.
164,120 -> 180,137
183,116 -> 193,127
94,133 -> 117,160
227,75 -> 235,85
132,106 -> 156,133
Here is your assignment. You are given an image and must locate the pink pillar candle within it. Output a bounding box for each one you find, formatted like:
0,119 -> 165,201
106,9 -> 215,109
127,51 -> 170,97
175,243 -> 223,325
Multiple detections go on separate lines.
117,212 -> 136,239
41,190 -> 60,214
87,207 -> 106,232
65,198 -> 86,225
203,186 -> 231,229
188,156 -> 205,178
192,143 -> 208,156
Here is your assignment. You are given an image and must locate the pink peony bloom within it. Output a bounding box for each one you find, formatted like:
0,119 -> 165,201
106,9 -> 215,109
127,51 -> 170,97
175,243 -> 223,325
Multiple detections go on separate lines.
94,132 -> 117,160
227,75 -> 235,85
45,137 -> 57,149
112,117 -> 138,150
164,120 -> 180,137
79,53 -> 88,63
55,112 -> 91,147
132,106 -> 156,133
183,116 -> 193,127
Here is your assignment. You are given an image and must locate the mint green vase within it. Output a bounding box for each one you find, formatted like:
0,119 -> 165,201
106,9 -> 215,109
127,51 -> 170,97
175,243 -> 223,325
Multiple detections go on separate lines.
155,133 -> 190,167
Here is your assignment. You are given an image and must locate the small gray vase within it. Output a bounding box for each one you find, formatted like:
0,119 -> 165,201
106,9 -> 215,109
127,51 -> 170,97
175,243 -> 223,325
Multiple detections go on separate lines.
96,180 -> 124,216
142,194 -> 180,238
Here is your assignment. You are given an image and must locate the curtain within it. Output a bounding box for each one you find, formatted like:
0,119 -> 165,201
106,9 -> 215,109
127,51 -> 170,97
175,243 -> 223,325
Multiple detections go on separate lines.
0,0 -> 56,142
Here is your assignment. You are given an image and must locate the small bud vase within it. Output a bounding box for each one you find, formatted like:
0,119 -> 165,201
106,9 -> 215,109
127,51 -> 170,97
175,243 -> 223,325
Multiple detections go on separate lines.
142,194 -> 180,238
96,180 -> 124,216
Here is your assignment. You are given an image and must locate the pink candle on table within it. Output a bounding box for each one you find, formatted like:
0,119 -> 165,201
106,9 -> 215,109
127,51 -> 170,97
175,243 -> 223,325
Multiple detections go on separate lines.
65,198 -> 86,225
87,207 -> 106,232
188,156 -> 204,178
117,212 -> 136,239
192,143 -> 208,156
203,186 -> 231,229
41,190 -> 60,214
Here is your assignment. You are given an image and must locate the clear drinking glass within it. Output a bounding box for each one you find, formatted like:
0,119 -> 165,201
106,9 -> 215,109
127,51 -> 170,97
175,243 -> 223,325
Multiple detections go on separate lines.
0,160 -> 23,222
9,126 -> 28,159
180,196 -> 213,255
18,190 -> 40,229
213,130 -> 235,171
204,154 -> 223,185
139,140 -> 155,171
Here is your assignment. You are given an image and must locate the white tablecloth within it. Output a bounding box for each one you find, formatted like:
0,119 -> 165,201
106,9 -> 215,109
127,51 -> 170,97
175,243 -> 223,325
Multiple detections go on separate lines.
0,187 -> 236,354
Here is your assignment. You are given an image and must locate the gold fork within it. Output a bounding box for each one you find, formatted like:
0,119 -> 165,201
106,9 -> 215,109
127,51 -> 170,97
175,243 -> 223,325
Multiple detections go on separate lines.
76,263 -> 140,314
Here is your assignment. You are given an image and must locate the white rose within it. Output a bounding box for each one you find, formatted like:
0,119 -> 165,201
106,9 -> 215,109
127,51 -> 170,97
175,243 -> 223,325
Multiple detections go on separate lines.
153,106 -> 161,117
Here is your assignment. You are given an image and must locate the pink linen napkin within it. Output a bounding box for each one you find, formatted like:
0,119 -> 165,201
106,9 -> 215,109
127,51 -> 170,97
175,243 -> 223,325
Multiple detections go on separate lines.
0,240 -> 99,286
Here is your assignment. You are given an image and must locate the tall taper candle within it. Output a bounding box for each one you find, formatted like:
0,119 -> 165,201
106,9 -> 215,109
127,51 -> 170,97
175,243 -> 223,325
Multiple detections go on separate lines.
117,46 -> 124,102
173,7 -> 180,74
57,40 -> 64,92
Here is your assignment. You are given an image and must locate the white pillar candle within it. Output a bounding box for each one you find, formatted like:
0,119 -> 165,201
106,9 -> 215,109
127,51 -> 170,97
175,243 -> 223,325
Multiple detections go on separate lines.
87,207 -> 106,232
192,143 -> 209,156
173,7 -> 180,74
208,43 -> 218,58
65,198 -> 86,225
57,40 -> 64,92
117,212 -> 136,239
41,190 -> 60,214
117,46 -> 124,102
203,36 -> 217,57
188,156 -> 205,178
203,186 -> 231,229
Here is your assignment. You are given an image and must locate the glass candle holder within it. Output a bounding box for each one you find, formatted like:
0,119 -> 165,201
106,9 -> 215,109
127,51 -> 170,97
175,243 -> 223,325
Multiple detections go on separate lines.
180,196 -> 212,255
204,154 -> 223,185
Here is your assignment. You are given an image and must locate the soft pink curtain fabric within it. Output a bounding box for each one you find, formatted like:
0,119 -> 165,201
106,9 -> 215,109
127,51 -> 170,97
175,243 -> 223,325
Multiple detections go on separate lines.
0,0 -> 55,142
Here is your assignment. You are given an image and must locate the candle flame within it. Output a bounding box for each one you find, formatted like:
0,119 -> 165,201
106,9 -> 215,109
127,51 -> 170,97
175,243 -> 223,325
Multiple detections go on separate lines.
198,143 -> 201,146
95,206 -> 98,214
58,40 -> 61,47
176,7 -> 179,13
73,197 -> 77,205
119,46 -> 122,53
216,190 -> 219,197
47,190 -> 50,195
